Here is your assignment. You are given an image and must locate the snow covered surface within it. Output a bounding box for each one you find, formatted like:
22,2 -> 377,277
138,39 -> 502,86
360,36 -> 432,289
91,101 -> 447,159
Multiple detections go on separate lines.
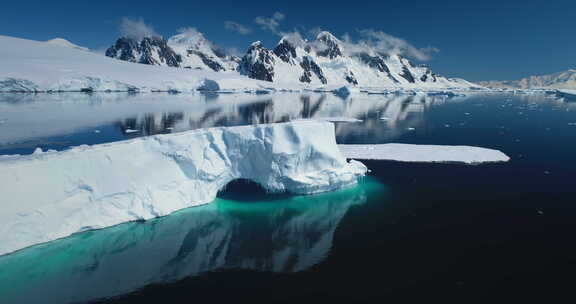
292,117 -> 363,123
0,35 -> 274,93
338,144 -> 510,164
0,34 -> 479,93
46,38 -> 89,51
0,121 -> 366,256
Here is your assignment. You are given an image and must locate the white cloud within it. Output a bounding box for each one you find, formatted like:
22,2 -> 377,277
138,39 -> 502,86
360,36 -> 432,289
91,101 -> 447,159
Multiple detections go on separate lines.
355,29 -> 438,61
254,12 -> 285,34
224,21 -> 253,35
119,17 -> 159,40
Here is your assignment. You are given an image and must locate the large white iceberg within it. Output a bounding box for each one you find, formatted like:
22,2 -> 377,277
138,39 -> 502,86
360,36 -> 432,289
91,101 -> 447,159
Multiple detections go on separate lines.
0,178 -> 383,304
338,144 -> 510,164
0,121 -> 366,256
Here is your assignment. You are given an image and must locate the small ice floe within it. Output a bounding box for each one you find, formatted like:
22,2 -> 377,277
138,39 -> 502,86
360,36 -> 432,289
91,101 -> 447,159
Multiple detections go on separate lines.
544,170 -> 551,175
94,130 -> 101,133
537,210 -> 544,215
380,116 -> 390,121
556,89 -> 576,101
464,112 -> 471,116
444,124 -> 451,128
166,127 -> 174,130
124,129 -> 140,134
292,117 -> 363,123
338,143 -> 510,164
407,127 -> 416,131
0,118 -> 6,125
568,123 -> 576,126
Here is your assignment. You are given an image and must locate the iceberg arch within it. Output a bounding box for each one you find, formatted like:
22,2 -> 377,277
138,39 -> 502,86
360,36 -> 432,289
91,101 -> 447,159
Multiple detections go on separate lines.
0,121 -> 366,256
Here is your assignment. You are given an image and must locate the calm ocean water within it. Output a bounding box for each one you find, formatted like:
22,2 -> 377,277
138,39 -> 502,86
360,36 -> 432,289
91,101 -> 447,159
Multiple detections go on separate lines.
1,91 -> 575,302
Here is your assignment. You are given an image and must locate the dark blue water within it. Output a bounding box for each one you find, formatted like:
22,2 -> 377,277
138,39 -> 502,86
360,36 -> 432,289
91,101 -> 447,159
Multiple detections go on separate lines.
1,92 -> 576,302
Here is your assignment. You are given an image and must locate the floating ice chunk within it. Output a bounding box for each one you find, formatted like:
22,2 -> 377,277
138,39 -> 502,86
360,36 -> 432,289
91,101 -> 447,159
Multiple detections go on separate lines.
0,121 -> 366,256
338,143 -> 510,164
556,89 -> 576,101
292,117 -> 362,123
124,129 -> 139,134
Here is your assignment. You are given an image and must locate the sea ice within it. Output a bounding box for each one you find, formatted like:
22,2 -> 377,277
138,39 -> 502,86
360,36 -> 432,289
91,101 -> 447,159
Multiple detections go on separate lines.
338,143 -> 510,164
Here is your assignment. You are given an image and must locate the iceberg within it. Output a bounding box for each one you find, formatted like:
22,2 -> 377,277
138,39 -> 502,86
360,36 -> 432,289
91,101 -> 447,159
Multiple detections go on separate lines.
338,144 -> 510,164
0,178 -> 384,304
0,121 -> 366,256
556,89 -> 576,101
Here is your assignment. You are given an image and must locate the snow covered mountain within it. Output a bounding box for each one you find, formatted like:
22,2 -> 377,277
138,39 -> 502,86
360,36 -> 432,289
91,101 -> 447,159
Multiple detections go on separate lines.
46,38 -> 89,51
105,30 -> 239,72
479,69 -> 576,89
0,35 -> 270,93
105,36 -> 181,67
0,33 -> 477,92
238,31 -> 477,89
167,29 -> 240,72
104,29 -> 476,89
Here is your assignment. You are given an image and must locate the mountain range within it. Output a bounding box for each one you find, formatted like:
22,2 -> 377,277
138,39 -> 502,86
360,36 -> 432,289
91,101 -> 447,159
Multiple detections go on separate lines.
105,30 -> 476,89
479,69 -> 576,89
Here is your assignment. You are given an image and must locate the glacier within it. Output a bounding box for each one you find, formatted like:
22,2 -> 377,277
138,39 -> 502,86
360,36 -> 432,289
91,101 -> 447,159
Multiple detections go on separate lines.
0,121 -> 366,256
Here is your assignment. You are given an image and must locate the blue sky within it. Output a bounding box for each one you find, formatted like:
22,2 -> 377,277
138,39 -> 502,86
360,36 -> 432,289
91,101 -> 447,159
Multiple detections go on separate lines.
0,0 -> 574,81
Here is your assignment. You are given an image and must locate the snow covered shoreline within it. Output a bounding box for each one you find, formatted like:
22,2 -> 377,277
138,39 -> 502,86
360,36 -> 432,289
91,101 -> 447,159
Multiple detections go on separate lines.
0,121 -> 366,256
338,144 -> 510,164
0,35 -> 480,93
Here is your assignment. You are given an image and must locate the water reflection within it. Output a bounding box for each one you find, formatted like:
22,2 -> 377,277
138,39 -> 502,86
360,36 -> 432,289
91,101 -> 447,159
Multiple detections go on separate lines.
1,91 -> 573,154
0,178 -> 385,304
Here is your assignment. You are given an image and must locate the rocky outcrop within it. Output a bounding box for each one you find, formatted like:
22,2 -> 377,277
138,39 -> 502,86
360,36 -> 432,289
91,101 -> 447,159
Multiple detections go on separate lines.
105,36 -> 181,67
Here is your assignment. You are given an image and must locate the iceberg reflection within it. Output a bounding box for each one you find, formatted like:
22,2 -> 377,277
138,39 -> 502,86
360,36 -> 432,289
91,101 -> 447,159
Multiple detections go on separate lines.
0,177 -> 384,304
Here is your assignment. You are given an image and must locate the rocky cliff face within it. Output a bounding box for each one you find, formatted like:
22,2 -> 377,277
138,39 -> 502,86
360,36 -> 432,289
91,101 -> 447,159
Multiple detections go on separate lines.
237,31 -> 473,88
103,29 -> 476,89
105,32 -> 239,72
105,36 -> 181,67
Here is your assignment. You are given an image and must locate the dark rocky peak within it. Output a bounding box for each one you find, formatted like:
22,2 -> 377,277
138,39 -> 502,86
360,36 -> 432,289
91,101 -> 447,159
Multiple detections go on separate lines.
356,53 -> 390,73
238,41 -> 276,82
299,56 -> 327,84
273,38 -> 298,64
315,31 -> 342,59
105,36 -> 181,67
345,71 -> 358,85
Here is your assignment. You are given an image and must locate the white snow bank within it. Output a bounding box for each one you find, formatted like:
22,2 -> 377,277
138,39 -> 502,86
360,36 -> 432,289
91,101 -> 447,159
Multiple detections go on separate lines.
45,38 -> 89,51
338,144 -> 510,164
0,35 -> 272,93
0,121 -> 366,256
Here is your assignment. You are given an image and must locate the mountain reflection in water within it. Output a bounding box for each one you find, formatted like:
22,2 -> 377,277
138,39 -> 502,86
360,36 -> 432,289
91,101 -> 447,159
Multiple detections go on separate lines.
0,92 -> 472,154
